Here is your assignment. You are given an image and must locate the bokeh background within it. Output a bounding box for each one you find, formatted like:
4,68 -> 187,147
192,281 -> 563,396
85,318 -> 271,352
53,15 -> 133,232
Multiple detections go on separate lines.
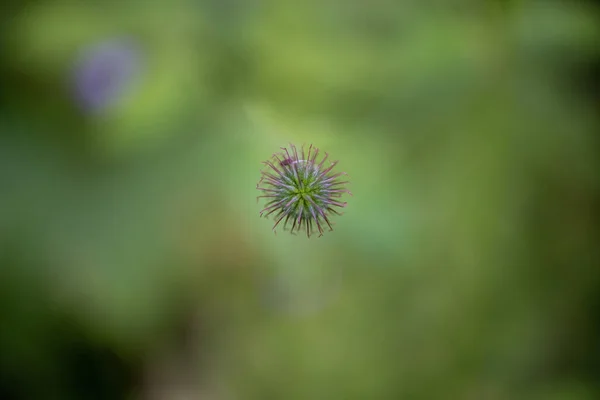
1,0 -> 600,399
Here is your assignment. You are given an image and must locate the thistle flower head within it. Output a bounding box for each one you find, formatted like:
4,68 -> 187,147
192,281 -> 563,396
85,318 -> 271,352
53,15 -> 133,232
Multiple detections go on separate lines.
70,38 -> 143,113
257,143 -> 352,237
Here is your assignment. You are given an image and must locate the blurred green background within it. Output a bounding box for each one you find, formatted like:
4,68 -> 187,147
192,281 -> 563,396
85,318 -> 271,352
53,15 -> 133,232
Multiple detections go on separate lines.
1,0 -> 600,399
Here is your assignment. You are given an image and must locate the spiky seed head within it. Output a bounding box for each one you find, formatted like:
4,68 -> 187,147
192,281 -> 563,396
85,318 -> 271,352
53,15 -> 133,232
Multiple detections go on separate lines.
256,143 -> 352,237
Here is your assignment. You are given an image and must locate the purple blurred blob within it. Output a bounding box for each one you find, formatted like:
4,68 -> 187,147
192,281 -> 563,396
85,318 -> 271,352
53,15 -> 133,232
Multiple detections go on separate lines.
70,38 -> 143,113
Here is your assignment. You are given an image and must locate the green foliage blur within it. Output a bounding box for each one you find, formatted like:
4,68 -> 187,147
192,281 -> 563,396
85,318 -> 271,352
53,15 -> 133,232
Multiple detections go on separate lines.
1,0 -> 600,399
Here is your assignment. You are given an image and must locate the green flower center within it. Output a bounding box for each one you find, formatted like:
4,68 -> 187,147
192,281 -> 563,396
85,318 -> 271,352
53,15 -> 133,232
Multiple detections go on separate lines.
281,160 -> 325,214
